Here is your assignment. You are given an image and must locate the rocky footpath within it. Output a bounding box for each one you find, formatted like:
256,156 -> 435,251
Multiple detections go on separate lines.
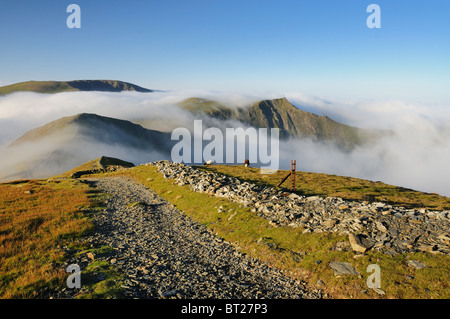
76,176 -> 319,299
150,161 -> 450,256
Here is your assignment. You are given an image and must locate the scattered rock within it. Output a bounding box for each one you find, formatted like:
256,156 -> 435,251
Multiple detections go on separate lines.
323,218 -> 339,229
333,241 -> 351,252
417,244 -> 438,253
329,261 -> 359,276
406,260 -> 427,269
152,160 -> 450,256
348,233 -> 375,253
45,160 -> 450,299
288,193 -> 301,200
268,220 -> 279,227
375,221 -> 388,232
160,290 -> 178,298
76,176 -> 319,299
372,288 -> 386,295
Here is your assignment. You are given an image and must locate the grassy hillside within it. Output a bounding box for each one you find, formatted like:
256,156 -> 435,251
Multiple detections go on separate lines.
178,97 -> 234,119
0,81 -> 76,94
0,80 -> 153,95
58,156 -> 135,178
3,113 -> 172,181
2,159 -> 448,299
0,178 -> 124,298
196,165 -> 450,210
109,164 -> 450,299
9,113 -> 171,148
0,179 -> 91,297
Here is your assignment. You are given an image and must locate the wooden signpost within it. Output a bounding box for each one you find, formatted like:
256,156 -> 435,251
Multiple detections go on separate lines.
277,160 -> 296,192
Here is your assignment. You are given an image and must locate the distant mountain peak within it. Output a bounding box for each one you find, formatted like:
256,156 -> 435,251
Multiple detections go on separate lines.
67,112 -> 111,123
65,80 -> 153,92
0,80 -> 154,95
178,96 -> 374,149
8,112 -> 167,148
3,112 -> 173,181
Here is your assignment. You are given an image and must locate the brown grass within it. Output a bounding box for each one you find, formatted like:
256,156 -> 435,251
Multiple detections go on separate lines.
0,179 -> 95,298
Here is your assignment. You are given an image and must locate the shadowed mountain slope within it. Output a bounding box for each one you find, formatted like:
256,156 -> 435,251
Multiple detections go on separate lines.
179,97 -> 379,149
2,113 -> 172,181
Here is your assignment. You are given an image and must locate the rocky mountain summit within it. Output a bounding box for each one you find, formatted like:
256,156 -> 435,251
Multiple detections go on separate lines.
150,161 -> 450,256
179,97 -> 379,150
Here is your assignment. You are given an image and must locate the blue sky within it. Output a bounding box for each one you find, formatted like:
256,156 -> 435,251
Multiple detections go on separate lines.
0,0 -> 449,102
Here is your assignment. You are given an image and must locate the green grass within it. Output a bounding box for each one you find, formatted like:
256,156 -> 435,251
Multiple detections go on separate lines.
0,81 -> 76,95
78,260 -> 124,299
102,164 -> 450,299
197,165 -> 450,210
73,246 -> 124,299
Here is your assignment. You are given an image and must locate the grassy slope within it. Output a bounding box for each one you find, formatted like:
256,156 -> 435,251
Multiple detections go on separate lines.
56,156 -> 135,178
0,80 -> 152,95
198,165 -> 450,211
8,114 -> 79,147
0,179 -> 91,297
2,161 -> 448,299
0,81 -> 77,94
178,97 -> 233,116
110,164 -> 449,299
0,178 -> 122,298
10,113 -> 171,149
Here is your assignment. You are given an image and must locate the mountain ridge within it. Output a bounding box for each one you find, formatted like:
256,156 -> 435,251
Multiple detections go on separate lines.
178,96 -> 376,149
9,112 -> 171,149
2,94 -> 382,181
0,80 -> 154,95
2,113 -> 172,181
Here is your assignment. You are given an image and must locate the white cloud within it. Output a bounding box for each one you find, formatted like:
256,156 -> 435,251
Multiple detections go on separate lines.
0,90 -> 450,197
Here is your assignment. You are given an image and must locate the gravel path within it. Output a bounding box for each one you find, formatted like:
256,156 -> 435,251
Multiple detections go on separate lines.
85,176 -> 318,299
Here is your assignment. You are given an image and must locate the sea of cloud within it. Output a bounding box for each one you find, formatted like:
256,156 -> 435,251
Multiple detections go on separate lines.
0,90 -> 449,196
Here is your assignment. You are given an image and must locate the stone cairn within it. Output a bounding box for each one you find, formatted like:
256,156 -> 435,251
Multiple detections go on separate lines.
145,161 -> 449,256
